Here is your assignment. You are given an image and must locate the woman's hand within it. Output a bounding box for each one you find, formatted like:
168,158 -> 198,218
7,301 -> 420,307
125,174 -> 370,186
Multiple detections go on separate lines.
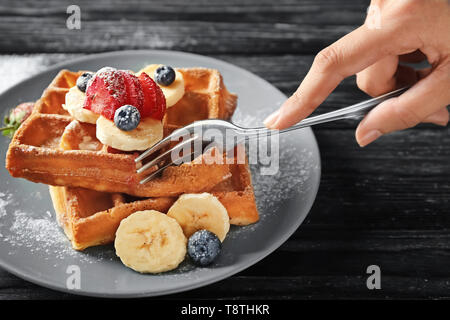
264,0 -> 450,147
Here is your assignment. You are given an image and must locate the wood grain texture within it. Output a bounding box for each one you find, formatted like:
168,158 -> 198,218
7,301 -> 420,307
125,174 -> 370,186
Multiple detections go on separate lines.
0,0 -> 367,54
1,0 -> 450,300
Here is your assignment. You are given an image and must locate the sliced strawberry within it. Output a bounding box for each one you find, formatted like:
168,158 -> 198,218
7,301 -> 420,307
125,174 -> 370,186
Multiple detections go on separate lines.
83,69 -> 165,121
138,72 -> 166,120
83,77 -> 118,119
154,84 -> 166,120
138,72 -> 157,118
120,71 -> 144,113
83,69 -> 127,120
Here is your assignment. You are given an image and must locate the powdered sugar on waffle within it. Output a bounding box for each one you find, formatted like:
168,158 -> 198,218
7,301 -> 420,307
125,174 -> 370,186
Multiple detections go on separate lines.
79,135 -> 100,151
64,119 -> 79,132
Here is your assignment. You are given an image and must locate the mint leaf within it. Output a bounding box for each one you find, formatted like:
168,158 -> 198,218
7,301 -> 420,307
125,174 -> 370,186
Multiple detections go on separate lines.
2,128 -> 13,138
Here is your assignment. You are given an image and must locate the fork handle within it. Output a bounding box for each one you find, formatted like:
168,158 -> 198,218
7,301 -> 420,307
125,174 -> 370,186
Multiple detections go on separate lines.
245,87 -> 409,137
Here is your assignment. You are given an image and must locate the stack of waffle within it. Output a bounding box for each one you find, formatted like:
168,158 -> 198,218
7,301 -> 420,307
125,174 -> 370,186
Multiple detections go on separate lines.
6,68 -> 259,250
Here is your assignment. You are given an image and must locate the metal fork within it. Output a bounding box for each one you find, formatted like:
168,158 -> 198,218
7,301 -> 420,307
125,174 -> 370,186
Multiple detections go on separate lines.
135,87 -> 408,184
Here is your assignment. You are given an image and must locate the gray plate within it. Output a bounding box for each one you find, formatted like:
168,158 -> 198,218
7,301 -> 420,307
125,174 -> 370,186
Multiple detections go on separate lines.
0,50 -> 320,298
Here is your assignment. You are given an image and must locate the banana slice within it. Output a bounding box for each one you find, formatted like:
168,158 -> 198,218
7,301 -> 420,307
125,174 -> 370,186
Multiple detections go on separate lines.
115,210 -> 187,273
167,193 -> 230,242
137,64 -> 185,107
96,115 -> 163,151
63,86 -> 99,124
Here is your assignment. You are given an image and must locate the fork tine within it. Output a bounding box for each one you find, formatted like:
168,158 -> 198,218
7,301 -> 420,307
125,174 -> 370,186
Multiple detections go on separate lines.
136,121 -> 204,163
139,150 -> 196,184
139,162 -> 173,184
135,135 -> 173,163
136,135 -> 199,174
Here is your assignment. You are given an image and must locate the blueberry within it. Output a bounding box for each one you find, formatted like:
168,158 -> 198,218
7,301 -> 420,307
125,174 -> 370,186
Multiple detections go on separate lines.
114,105 -> 141,131
155,65 -> 176,86
76,72 -> 94,92
187,230 -> 222,266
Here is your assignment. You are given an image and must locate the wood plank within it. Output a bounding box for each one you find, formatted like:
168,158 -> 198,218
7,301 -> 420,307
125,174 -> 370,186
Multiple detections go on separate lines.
0,18 -> 358,54
172,275 -> 450,299
0,0 -> 370,54
0,0 -> 369,24
2,270 -> 450,299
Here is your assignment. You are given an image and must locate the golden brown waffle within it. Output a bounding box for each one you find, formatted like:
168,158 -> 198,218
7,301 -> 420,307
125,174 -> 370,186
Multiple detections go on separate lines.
49,153 -> 258,250
211,158 -> 259,226
49,186 -> 176,250
165,68 -> 237,128
6,68 -> 258,250
6,69 -> 235,197
49,150 -> 258,250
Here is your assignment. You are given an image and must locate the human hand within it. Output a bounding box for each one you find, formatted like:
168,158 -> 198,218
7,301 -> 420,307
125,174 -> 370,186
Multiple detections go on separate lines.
264,0 -> 450,147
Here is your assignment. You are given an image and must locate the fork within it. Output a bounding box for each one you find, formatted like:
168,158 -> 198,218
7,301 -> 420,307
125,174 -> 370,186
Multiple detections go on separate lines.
135,87 -> 408,184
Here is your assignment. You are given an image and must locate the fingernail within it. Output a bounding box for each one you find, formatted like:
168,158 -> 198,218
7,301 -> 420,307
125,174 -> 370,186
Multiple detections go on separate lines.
358,129 -> 382,147
263,110 -> 280,128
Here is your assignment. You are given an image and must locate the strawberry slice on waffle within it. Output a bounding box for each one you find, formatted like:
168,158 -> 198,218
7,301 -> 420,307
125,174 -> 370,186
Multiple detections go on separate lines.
83,69 -> 127,120
84,68 -> 166,121
138,72 -> 166,120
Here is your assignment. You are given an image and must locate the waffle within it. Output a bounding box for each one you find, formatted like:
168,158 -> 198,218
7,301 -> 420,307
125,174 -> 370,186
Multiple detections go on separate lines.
211,158 -> 259,226
6,69 -> 236,197
5,68 -> 258,250
49,149 -> 257,250
49,186 -> 176,250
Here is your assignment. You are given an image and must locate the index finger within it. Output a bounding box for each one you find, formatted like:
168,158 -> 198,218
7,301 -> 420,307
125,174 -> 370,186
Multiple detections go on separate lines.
269,24 -> 415,129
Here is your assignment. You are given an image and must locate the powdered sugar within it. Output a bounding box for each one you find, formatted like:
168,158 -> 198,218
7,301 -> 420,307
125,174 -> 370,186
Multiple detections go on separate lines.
96,67 -> 124,94
0,192 -> 13,238
0,192 -> 12,218
64,119 -> 79,132
0,191 -> 116,263
0,55 -> 50,93
7,210 -> 67,257
252,143 -> 317,211
79,135 -> 100,151
233,102 -> 318,198
227,102 -> 320,238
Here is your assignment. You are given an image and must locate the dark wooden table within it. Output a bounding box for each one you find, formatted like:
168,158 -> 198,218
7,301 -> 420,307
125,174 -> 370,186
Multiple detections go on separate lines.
1,0 -> 449,300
